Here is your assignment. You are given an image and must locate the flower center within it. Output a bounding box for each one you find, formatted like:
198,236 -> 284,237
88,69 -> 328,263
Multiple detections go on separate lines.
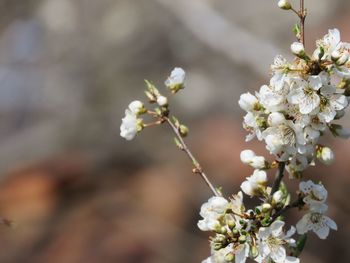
280,125 -> 296,146
310,213 -> 322,223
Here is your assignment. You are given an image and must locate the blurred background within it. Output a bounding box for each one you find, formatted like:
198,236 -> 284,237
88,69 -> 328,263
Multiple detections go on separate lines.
0,0 -> 349,262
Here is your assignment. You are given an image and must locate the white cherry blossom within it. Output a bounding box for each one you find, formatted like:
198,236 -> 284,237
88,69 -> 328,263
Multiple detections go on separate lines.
287,76 -> 323,115
296,208 -> 337,239
239,92 -> 259,112
240,150 -> 266,169
256,221 -> 298,263
240,170 -> 267,197
120,110 -> 142,140
299,180 -> 328,205
198,196 -> 229,231
128,100 -> 145,115
165,67 -> 186,92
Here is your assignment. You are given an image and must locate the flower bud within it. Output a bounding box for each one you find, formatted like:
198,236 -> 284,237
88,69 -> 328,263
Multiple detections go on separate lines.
291,42 -> 305,57
272,190 -> 283,205
156,95 -> 168,107
268,112 -> 286,126
179,125 -> 189,137
219,226 -> 227,234
232,229 -> 239,236
331,50 -> 341,61
213,242 -> 223,251
250,245 -> 259,258
145,91 -> 156,103
278,0 -> 291,10
227,220 -> 236,229
337,53 -> 349,66
262,203 -> 272,213
317,146 -> 334,165
240,150 -> 266,169
238,92 -> 259,112
165,67 -> 186,93
224,253 -> 235,262
128,100 -> 146,115
238,235 -> 246,244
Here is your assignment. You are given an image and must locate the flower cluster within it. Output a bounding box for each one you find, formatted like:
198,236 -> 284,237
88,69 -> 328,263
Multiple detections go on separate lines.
296,180 -> 337,239
239,28 -> 350,178
120,67 -> 186,141
120,4 -> 348,262
198,194 -> 299,263
120,101 -> 145,140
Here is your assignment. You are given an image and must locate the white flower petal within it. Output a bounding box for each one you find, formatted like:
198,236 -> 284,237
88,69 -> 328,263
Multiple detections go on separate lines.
296,214 -> 312,234
324,216 -> 338,230
314,224 -> 330,239
284,256 -> 300,263
270,245 -> 286,263
270,220 -> 285,237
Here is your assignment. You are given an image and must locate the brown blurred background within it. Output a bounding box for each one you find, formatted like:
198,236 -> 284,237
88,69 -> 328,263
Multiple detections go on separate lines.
0,0 -> 349,262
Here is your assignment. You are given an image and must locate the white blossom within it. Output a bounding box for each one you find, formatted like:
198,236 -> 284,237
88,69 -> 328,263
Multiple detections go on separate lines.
165,67 -> 186,92
291,42 -> 305,56
278,0 -> 291,10
299,180 -> 328,205
240,150 -> 266,169
198,196 -> 229,231
128,100 -> 145,115
120,110 -> 142,140
156,95 -> 168,106
296,206 -> 337,239
256,221 -> 298,263
240,170 -> 267,197
318,86 -> 348,123
287,76 -> 322,115
239,92 -> 259,112
317,146 -> 334,165
272,190 -> 283,205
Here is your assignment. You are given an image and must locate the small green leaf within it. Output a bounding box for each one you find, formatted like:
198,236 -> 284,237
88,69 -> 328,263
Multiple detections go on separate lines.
174,137 -> 183,149
172,116 -> 180,128
293,23 -> 301,39
144,79 -> 160,96
295,234 -> 307,256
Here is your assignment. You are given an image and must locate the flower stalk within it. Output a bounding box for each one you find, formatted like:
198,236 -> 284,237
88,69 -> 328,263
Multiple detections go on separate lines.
165,117 -> 221,197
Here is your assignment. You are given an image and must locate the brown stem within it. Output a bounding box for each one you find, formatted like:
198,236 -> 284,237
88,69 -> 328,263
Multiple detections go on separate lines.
164,117 -> 221,197
270,196 -> 304,223
299,0 -> 306,46
270,162 -> 286,197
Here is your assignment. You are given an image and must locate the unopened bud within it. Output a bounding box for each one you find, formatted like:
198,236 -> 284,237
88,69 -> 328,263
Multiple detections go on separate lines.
179,125 -> 189,137
331,50 -> 341,61
224,253 -> 235,262
291,42 -> 305,57
250,245 -> 259,258
272,190 -> 283,205
317,146 -> 334,165
156,95 -> 168,106
213,242 -> 223,251
262,203 -> 272,213
145,91 -> 156,102
232,229 -> 239,236
219,226 -> 227,235
227,220 -> 236,229
337,53 -> 349,66
238,235 -> 246,244
278,0 -> 291,10
128,100 -> 146,115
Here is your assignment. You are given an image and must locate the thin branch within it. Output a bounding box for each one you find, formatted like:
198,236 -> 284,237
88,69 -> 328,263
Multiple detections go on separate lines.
270,196 -> 304,223
270,162 -> 286,197
164,117 -> 221,197
299,0 -> 306,46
